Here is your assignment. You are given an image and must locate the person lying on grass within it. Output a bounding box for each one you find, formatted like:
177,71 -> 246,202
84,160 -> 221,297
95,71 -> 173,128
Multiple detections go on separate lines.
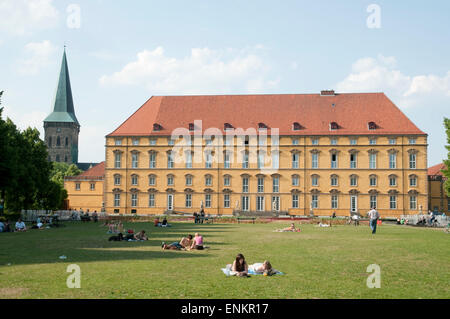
275,223 -> 301,232
250,260 -> 276,276
162,234 -> 193,250
190,233 -> 204,250
232,253 -> 249,277
134,230 -> 148,241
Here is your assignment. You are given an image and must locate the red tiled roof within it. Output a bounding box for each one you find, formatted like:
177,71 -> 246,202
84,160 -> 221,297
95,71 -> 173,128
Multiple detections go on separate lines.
428,163 -> 447,176
66,162 -> 105,181
107,93 -> 426,137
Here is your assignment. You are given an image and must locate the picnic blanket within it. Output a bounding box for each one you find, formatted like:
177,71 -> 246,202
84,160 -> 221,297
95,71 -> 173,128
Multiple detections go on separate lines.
221,263 -> 284,276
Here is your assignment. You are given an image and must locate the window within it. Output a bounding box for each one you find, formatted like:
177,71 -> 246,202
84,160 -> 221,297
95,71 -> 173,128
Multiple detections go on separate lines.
242,178 -> 249,193
272,177 -> 280,193
115,153 -> 121,168
149,175 -> 156,186
330,122 -> 339,130
350,154 -> 357,168
311,138 -> 319,145
311,175 -> 319,187
311,153 -> 319,169
242,196 -> 249,211
65,137 -> 69,146
369,138 -> 377,145
114,194 -> 120,207
131,193 -> 138,207
410,196 -> 417,210
56,155 -> 60,162
150,138 -> 157,145
389,176 -> 397,186
205,138 -> 212,146
409,153 -> 416,169
167,152 -> 174,168
168,138 -> 175,146
389,153 -> 397,169
48,137 -> 52,147
292,194 -> 299,208
185,176 -> 192,186
149,194 -> 155,207
224,152 -> 231,168
132,153 -> 139,168
189,123 -> 194,131
257,177 -> 264,193
224,194 -> 230,208
242,152 -> 249,169
131,175 -> 138,186
205,152 -> 212,168
132,138 -> 139,146
370,176 -> 377,187
186,152 -> 192,168
272,152 -> 279,170
350,176 -> 358,187
57,136 -> 61,146
350,195 -> 357,212
90,183 -> 95,191
258,136 -> 266,146
115,139 -> 122,146
185,194 -> 192,208
224,176 -> 230,186
64,156 -> 68,163
257,152 -> 265,169
331,176 -> 338,186
350,138 -> 357,145
293,122 -> 302,131
369,153 -> 377,169
205,176 -> 212,186
331,154 -> 338,168
75,183 -> 80,190
368,122 -> 377,130
370,195 -> 377,209
331,195 -> 338,209
390,195 -> 397,209
292,153 -> 299,168
257,196 -> 265,211
311,195 -> 318,209
409,138 -> 416,145
149,152 -> 156,168
389,138 -> 397,145
167,176 -> 174,186
114,175 -> 121,186
330,138 -> 337,145
292,175 -> 299,186
410,176 -> 417,187
205,194 -> 211,208
292,138 -> 299,145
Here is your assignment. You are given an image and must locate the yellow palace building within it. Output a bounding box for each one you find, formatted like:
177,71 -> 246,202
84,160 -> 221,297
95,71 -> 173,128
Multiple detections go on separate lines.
103,91 -> 428,217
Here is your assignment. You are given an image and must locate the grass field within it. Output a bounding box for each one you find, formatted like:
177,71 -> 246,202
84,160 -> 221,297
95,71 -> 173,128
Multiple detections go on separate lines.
0,220 -> 449,299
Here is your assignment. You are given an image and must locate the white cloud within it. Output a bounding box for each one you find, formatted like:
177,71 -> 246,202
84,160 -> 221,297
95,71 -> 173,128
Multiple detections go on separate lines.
17,40 -> 57,75
0,0 -> 59,36
99,46 -> 279,94
335,54 -> 450,108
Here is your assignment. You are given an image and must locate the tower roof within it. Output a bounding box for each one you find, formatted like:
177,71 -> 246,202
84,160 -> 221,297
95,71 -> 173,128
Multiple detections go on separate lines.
44,49 -> 80,126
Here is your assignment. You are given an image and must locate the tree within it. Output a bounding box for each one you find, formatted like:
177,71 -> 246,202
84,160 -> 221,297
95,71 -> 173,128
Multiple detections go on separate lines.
443,117 -> 450,196
50,162 -> 82,188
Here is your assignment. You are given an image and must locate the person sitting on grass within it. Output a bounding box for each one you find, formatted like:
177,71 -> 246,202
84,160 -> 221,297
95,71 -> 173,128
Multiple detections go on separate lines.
154,218 -> 160,227
125,229 -> 135,240
161,217 -> 169,227
232,254 -> 249,277
190,233 -> 204,250
15,219 -> 27,232
134,230 -> 148,241
162,235 -> 193,250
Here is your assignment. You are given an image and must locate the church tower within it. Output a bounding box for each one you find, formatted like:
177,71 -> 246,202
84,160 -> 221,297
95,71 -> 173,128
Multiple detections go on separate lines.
43,49 -> 80,165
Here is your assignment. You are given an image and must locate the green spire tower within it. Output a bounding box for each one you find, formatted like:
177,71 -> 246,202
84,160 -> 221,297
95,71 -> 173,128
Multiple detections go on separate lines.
43,49 -> 80,164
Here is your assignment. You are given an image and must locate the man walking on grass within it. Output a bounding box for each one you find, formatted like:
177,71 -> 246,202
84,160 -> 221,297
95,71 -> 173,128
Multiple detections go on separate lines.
368,207 -> 380,234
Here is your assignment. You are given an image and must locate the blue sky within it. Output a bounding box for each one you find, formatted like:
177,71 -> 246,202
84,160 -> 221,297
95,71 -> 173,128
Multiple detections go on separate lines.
0,0 -> 449,165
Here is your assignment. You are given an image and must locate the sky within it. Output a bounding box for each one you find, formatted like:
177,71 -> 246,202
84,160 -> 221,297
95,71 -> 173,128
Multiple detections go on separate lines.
0,0 -> 449,165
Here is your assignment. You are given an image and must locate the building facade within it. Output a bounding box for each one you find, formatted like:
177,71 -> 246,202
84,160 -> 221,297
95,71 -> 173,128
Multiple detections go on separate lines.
43,49 -> 80,165
104,91 -> 428,217
428,163 -> 449,213
65,162 -> 105,212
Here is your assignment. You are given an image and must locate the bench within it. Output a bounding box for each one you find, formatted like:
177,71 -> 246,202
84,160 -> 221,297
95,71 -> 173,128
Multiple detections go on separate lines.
237,217 -> 256,224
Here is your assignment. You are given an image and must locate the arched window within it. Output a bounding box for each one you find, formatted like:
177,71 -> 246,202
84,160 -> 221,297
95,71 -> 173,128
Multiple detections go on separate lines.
56,136 -> 61,146
65,137 -> 69,146
55,155 -> 60,162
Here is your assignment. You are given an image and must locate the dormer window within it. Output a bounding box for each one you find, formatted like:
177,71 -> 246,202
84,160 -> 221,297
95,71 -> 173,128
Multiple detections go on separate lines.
368,122 -> 377,130
293,122 -> 302,131
153,123 -> 162,131
258,123 -> 268,130
224,123 -> 233,131
329,122 -> 339,130
189,123 -> 195,131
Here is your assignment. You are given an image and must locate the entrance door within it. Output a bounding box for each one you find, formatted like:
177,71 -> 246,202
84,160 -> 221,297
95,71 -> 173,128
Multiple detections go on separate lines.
167,194 -> 174,211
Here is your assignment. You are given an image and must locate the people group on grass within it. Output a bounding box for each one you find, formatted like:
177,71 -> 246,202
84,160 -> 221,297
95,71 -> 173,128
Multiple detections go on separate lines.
161,233 -> 205,251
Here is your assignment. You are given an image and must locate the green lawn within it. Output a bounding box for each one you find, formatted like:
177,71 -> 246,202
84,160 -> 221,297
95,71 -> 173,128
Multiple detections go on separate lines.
0,220 -> 449,299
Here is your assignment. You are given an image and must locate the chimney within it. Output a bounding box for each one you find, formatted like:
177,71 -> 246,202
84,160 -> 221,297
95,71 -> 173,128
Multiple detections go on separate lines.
321,90 -> 335,96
